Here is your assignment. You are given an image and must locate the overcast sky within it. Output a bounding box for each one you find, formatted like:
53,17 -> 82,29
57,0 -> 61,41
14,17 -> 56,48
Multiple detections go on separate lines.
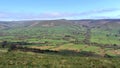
0,0 -> 120,21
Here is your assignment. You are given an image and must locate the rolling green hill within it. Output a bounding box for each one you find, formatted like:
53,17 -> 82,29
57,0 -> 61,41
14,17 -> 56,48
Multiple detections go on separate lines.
0,19 -> 120,68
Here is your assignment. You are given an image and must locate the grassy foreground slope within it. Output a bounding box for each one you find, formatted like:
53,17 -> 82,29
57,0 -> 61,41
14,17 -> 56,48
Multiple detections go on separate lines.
0,50 -> 120,68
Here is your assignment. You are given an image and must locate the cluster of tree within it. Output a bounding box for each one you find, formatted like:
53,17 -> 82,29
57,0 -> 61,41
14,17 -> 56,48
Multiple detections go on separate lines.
14,47 -> 110,58
0,41 -> 41,48
105,30 -> 120,41
106,34 -> 120,38
8,46 -> 58,53
90,42 -> 120,49
0,41 -> 36,51
1,41 -> 7,48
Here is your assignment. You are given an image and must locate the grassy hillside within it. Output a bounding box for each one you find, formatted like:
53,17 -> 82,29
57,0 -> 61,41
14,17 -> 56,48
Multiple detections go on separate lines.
0,19 -> 120,45
91,22 -> 120,45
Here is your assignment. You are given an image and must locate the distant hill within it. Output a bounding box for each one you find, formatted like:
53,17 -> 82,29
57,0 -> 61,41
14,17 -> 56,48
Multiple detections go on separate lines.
0,19 -> 120,29
0,21 -> 11,29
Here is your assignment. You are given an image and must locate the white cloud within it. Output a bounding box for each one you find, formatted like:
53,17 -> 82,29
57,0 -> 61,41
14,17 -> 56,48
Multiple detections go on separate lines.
0,8 -> 120,20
